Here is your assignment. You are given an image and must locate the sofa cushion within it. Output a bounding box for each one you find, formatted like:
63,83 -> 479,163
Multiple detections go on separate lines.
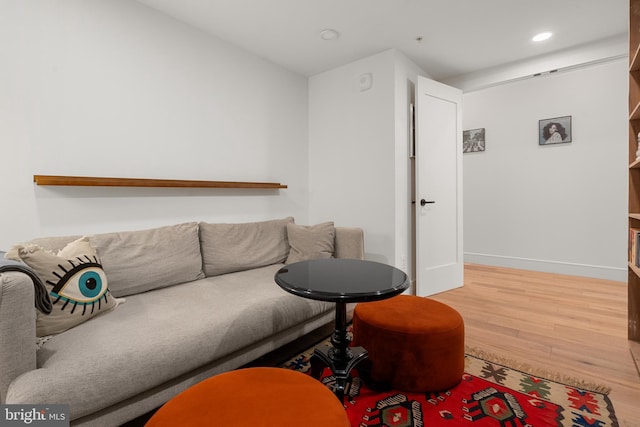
200,217 -> 293,276
6,264 -> 333,420
285,222 -> 335,264
6,237 -> 118,336
90,222 -> 204,297
334,227 -> 365,260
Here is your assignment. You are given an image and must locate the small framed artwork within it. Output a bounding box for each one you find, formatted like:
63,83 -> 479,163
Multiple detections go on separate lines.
539,116 -> 572,145
463,128 -> 485,153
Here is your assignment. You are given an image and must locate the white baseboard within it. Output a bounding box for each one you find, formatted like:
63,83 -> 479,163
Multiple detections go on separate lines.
464,252 -> 626,283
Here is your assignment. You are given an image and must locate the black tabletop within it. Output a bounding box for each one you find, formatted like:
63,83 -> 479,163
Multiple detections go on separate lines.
274,258 -> 409,303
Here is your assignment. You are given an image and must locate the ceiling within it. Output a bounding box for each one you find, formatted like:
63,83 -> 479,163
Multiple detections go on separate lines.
135,0 -> 628,81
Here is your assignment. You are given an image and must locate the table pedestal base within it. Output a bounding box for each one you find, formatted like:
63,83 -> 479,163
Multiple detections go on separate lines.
309,301 -> 368,402
310,345 -> 367,401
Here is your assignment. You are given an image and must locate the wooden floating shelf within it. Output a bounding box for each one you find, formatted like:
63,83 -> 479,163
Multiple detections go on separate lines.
33,175 -> 287,189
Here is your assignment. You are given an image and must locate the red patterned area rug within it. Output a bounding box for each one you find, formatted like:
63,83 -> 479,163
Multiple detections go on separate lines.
281,340 -> 618,427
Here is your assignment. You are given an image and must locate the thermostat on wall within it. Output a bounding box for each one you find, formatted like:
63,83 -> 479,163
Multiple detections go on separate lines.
358,73 -> 373,91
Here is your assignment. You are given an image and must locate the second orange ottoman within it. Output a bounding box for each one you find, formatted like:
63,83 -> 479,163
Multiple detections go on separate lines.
352,295 -> 464,392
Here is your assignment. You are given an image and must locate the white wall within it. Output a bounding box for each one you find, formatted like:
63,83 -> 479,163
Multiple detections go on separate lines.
0,1 -> 309,249
308,50 -> 396,263
3,1 -> 624,283
308,49 -> 427,271
461,59 -> 628,281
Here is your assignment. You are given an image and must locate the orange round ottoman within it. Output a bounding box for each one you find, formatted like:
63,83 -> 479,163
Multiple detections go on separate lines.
352,295 -> 464,392
145,367 -> 349,427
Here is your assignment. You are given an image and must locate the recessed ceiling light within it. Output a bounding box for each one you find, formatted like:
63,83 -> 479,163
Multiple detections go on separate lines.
320,29 -> 340,41
532,32 -> 552,42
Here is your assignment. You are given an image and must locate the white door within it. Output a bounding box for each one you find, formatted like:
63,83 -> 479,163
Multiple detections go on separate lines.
414,76 -> 463,296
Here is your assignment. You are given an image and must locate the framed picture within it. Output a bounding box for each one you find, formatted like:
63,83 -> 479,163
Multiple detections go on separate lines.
539,116 -> 572,145
463,128 -> 485,153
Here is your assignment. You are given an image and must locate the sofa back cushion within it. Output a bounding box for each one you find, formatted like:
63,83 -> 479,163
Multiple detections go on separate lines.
90,222 -> 204,297
334,227 -> 365,260
200,217 -> 293,277
285,222 -> 335,264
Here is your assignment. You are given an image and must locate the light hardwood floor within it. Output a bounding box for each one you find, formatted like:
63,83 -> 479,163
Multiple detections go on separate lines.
429,263 -> 640,427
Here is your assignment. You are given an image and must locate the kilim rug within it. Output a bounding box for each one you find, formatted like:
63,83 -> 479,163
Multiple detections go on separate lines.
280,334 -> 618,427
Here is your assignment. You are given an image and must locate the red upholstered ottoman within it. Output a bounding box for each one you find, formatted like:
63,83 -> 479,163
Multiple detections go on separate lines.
145,367 -> 349,427
353,295 -> 464,392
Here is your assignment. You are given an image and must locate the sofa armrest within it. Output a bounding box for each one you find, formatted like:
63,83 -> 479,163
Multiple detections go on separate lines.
0,271 -> 37,403
334,227 -> 364,260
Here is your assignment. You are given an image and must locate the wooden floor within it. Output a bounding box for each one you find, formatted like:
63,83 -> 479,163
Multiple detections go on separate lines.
429,264 -> 640,427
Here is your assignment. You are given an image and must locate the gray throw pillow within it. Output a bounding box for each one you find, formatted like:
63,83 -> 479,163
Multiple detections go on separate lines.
285,222 -> 335,264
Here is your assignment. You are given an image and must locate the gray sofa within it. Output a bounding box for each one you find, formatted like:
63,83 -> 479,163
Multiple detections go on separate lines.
0,217 -> 364,426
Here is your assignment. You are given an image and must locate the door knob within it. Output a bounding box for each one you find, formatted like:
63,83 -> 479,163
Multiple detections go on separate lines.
420,199 -> 435,206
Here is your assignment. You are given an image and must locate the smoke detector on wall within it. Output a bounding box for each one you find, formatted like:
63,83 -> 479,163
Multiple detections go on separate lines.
357,73 -> 373,91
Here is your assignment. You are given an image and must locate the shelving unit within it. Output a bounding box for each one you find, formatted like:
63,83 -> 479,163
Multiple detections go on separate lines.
628,0 -> 640,366
33,175 -> 287,189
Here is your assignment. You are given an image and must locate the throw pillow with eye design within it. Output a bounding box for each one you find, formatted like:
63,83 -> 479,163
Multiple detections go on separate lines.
7,236 -> 120,336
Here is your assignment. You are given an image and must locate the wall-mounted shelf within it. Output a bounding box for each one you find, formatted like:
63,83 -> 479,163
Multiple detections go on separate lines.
33,175 -> 287,189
